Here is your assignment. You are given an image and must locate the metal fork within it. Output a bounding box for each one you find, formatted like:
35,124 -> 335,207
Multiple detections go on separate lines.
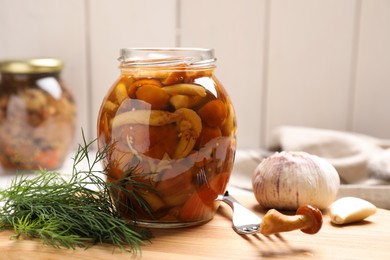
218,191 -> 262,235
219,192 -> 315,257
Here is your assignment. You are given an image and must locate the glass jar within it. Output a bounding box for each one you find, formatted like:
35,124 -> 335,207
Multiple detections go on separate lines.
97,48 -> 237,227
0,58 -> 77,170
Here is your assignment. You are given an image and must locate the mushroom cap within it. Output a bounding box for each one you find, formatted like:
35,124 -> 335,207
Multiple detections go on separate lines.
296,204 -> 323,234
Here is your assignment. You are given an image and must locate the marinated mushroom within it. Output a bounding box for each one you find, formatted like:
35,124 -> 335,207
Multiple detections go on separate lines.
173,108 -> 202,159
259,205 -> 323,236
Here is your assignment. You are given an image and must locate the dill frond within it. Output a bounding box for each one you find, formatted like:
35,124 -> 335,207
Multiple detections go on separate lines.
0,131 -> 153,256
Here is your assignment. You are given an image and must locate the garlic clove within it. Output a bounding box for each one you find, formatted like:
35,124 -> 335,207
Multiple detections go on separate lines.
329,197 -> 377,225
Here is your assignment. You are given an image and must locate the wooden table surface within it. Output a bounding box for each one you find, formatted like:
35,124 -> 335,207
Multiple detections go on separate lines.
1,195 -> 389,260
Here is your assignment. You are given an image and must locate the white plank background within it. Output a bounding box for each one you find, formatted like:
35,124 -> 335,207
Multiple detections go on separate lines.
0,0 -> 389,149
264,0 -> 358,145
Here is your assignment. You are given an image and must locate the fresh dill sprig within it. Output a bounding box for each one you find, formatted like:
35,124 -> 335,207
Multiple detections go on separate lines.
0,132 -> 153,255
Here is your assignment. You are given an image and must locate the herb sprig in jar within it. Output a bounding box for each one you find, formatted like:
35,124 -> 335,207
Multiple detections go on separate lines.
0,133 -> 153,256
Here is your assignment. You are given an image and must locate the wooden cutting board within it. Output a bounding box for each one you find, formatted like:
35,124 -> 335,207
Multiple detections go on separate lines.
1,195 -> 389,260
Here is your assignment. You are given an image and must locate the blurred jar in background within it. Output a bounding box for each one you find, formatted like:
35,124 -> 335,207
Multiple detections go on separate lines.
0,58 -> 77,170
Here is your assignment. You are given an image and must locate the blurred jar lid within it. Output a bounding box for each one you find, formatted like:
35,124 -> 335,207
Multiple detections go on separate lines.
0,58 -> 64,74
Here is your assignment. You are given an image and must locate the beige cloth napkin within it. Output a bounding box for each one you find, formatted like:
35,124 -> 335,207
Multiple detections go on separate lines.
267,126 -> 390,184
230,148 -> 271,190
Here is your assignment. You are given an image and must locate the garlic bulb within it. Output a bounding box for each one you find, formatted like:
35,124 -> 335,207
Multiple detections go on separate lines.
252,151 -> 340,210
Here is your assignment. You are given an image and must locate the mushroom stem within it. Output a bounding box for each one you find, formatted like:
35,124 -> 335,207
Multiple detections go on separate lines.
259,205 -> 323,236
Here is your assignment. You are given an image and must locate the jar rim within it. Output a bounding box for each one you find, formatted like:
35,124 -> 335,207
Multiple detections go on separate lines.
0,58 -> 64,74
119,48 -> 216,68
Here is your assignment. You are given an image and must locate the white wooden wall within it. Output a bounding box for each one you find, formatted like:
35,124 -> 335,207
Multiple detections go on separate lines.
1,0 -> 389,149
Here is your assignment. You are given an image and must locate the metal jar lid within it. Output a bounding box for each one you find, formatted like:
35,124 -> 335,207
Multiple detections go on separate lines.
0,58 -> 64,74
